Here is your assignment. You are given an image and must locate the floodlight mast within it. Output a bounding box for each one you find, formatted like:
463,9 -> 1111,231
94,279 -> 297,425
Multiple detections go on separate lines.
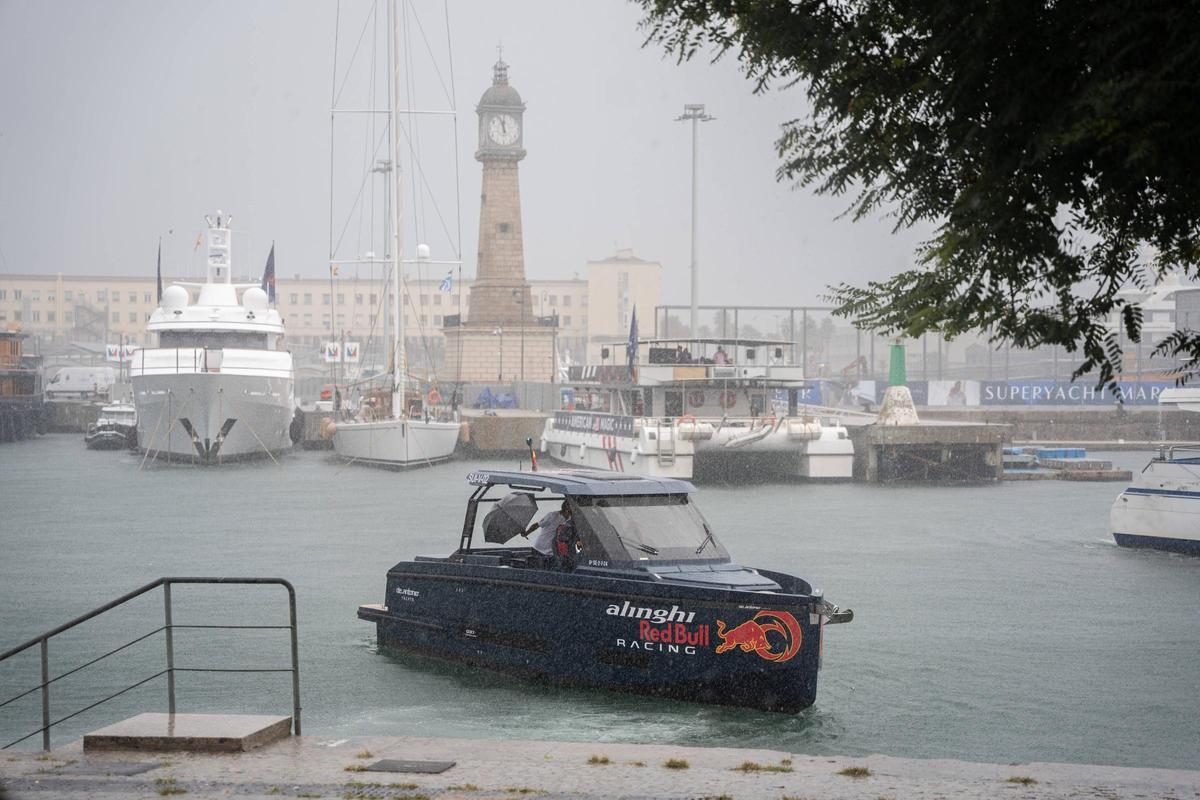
676,104 -> 714,342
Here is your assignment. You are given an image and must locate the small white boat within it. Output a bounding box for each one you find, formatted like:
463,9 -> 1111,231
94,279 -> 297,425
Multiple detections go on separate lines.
84,403 -> 137,450
1110,388 -> 1200,555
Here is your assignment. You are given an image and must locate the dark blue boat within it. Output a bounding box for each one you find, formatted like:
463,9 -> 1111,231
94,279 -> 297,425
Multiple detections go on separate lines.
358,469 -> 853,712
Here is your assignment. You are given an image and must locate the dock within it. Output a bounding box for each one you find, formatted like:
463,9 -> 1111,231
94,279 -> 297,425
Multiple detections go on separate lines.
849,419 -> 1009,482
3,732 -> 1196,799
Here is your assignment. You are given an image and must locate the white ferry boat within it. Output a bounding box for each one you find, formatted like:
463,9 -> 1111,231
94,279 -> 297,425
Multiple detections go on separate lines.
540,338 -> 853,481
130,213 -> 295,463
1110,387 -> 1200,555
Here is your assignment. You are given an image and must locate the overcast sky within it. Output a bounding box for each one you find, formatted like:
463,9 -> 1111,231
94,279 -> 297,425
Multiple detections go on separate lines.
0,0 -> 933,307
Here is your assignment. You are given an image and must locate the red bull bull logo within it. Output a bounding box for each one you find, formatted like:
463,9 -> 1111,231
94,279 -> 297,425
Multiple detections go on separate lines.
715,610 -> 802,663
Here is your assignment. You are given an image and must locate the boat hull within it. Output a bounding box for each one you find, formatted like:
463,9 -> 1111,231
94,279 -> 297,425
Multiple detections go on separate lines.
1110,456 -> 1200,556
132,372 -> 294,463
360,562 -> 824,713
333,418 -> 460,468
84,427 -> 135,451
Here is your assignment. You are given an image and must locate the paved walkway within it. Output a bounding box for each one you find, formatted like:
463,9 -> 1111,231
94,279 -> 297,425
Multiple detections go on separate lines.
3,735 -> 1198,799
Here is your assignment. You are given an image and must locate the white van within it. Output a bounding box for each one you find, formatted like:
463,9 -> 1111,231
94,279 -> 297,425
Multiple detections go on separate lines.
46,366 -> 116,400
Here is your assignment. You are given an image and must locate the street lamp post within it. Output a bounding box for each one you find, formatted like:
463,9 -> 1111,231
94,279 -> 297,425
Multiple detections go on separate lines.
513,288 -> 525,383
493,326 -> 504,383
676,104 -> 714,342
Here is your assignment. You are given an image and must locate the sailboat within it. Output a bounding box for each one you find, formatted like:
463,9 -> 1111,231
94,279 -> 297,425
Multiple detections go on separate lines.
327,0 -> 461,467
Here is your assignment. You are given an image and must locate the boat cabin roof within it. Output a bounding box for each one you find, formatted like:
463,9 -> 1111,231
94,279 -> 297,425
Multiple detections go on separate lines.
466,468 -> 696,496
601,336 -> 794,348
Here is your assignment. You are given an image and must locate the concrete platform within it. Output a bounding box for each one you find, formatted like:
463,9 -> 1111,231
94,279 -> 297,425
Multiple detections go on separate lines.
82,713 -> 292,753
3,734 -> 1197,799
850,422 -> 1010,482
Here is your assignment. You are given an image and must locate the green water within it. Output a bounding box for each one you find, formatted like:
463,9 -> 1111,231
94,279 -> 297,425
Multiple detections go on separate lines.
1,435 -> 1197,768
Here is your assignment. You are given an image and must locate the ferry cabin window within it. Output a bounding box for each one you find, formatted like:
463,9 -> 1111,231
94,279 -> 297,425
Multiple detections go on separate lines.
158,331 -> 270,349
573,494 -> 728,562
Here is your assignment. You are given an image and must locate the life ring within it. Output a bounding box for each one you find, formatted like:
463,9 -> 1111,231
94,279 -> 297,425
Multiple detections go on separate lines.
427,387 -> 443,405
677,414 -> 697,426
687,390 -> 705,408
719,390 -> 738,409
759,415 -> 777,430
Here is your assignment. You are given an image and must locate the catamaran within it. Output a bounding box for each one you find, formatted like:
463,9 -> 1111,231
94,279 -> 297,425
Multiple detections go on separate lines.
540,338 -> 853,481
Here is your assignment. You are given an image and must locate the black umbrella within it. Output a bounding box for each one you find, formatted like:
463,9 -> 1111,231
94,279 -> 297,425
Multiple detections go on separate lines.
483,492 -> 539,544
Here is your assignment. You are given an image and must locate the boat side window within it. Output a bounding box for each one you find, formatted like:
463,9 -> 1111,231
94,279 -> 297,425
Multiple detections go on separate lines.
159,331 -> 270,349
573,494 -> 728,563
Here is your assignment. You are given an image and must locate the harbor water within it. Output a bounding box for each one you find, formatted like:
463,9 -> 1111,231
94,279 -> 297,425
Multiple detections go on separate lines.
0,435 -> 1197,769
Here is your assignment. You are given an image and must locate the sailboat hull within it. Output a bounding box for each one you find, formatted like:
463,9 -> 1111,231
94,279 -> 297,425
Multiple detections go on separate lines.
333,418 -> 460,468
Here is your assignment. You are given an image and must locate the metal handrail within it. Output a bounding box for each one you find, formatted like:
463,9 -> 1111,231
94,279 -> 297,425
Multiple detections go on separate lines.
0,577 -> 301,751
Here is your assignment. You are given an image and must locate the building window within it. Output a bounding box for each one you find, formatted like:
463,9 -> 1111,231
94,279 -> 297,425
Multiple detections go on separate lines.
0,312 -> 6,321
322,294 -> 331,305
563,315 -> 571,326
47,292 -> 55,302
355,293 -> 364,305
64,290 -> 73,301
370,294 -> 378,306
129,292 -> 137,303
111,312 -> 119,323
563,295 -> 571,307
581,295 -> 588,307
111,291 -> 118,302
144,292 -> 152,303
97,290 -> 106,301
303,314 -> 313,324
14,289 -> 22,300
498,222 -> 510,234
64,312 -> 73,323
32,291 -> 40,302
433,315 -> 442,326
420,315 -> 428,325
304,294 -> 312,305
433,294 -> 442,306
129,313 -> 137,323
32,311 -> 40,322
549,295 -> 557,306
0,289 -> 5,300
289,293 -> 298,304
337,293 -> 345,305
420,295 -> 429,305
13,311 -> 21,321
47,311 -> 56,323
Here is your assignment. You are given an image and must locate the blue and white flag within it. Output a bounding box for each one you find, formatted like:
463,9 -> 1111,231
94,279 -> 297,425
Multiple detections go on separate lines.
438,270 -> 453,293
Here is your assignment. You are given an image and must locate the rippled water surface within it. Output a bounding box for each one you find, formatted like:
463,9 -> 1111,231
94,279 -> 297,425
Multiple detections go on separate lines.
1,435 -> 1197,768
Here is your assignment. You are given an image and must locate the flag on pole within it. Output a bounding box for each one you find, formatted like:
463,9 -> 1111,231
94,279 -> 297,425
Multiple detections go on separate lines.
330,264 -> 340,277
156,238 -> 163,303
193,233 -> 203,251
439,270 -> 453,293
260,242 -> 276,303
626,305 -> 639,374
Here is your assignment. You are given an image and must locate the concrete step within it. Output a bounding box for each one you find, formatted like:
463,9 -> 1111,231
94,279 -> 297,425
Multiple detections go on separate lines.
83,712 -> 291,753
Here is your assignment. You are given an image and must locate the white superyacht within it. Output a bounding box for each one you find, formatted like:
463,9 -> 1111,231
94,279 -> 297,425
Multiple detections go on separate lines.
130,213 -> 295,463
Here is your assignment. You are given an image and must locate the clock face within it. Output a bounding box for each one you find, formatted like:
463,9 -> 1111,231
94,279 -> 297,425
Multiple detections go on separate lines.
488,114 -> 519,146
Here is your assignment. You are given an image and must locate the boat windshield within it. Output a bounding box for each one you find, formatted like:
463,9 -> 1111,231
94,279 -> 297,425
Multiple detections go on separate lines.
572,494 -> 728,563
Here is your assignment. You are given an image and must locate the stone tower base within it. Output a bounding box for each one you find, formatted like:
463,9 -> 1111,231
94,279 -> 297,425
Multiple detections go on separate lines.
443,324 -> 557,384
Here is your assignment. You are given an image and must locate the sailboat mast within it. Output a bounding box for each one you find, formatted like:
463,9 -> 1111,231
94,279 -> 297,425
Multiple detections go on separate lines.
388,0 -> 405,418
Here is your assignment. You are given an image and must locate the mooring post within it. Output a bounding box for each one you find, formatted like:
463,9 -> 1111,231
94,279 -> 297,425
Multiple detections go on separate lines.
164,582 -> 176,716
39,639 -> 49,751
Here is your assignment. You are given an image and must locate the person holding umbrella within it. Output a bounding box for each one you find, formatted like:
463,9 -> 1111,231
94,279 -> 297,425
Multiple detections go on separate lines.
524,500 -> 574,569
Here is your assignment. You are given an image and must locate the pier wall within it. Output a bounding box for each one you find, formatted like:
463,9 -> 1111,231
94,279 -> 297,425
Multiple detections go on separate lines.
918,407 -> 1200,444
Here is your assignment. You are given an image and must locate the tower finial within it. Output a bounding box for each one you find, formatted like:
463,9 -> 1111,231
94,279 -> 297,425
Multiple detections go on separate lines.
493,42 -> 508,85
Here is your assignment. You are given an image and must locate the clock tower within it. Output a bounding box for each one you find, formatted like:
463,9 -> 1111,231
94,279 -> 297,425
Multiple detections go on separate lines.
443,56 -> 557,383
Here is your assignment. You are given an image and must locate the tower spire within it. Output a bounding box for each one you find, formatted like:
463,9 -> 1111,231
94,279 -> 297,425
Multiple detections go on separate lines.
493,42 -> 508,85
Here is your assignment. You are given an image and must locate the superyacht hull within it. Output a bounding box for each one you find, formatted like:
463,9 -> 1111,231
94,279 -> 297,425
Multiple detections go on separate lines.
333,417 -> 460,468
133,372 -> 293,463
